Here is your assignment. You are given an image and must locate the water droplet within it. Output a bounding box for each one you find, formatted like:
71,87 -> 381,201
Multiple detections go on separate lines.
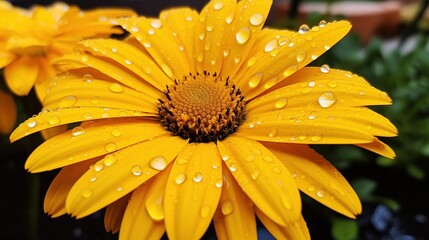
83,74 -> 93,82
131,165 -> 143,176
236,27 -> 251,45
296,50 -> 307,62
199,32 -> 205,40
278,36 -> 289,46
193,172 -> 203,183
59,95 -> 77,108
268,128 -> 278,138
105,142 -> 117,152
247,57 -> 257,67
213,1 -> 224,10
299,134 -> 308,141
283,65 -> 298,77
90,96 -> 100,105
310,133 -> 323,142
263,156 -> 274,163
318,92 -> 337,108
160,63 -> 173,78
245,155 -> 255,162
308,111 -> 318,120
103,154 -> 117,167
264,39 -> 278,52
298,24 -> 310,34
48,115 -> 60,125
149,156 -> 167,171
176,158 -> 189,165
221,200 -> 234,215
175,173 -> 187,185
125,59 -> 133,65
81,189 -> 93,198
215,178 -> 223,188
200,206 -> 211,218
223,50 -> 229,57
143,42 -> 151,48
311,54 -> 318,60
308,81 -> 316,87
148,29 -> 155,35
151,19 -> 163,29
316,190 -> 325,198
222,155 -> 230,161
27,119 -> 37,128
206,24 -> 214,32
130,25 -> 139,32
328,80 -> 337,88
319,20 -> 327,27
109,83 -> 124,93
178,45 -> 185,51
320,64 -> 330,73
251,168 -> 260,180
80,55 -> 89,62
89,175 -> 97,182
308,185 -> 316,192
72,126 -> 86,136
275,98 -> 288,109
111,47 -> 118,53
94,162 -> 104,172
248,73 -> 262,88
234,55 -> 241,63
330,182 -> 346,196
111,128 -> 121,137
324,45 -> 331,50
264,77 -> 279,89
229,163 -> 238,172
250,13 -> 264,26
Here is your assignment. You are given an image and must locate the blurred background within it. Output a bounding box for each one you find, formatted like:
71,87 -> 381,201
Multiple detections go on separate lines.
1,0 -> 429,239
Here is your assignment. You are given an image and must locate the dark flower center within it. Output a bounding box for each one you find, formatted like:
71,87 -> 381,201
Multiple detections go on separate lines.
158,71 -> 246,143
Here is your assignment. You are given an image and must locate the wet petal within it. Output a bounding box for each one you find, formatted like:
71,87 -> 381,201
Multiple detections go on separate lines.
256,208 -> 310,240
213,166 -> 257,240
120,184 -> 166,239
217,135 -> 301,226
263,142 -> 362,218
34,56 -> 58,101
144,161 -> 171,222
118,16 -> 190,79
356,137 -> 396,159
65,135 -> 187,218
0,49 -> 16,68
104,194 -> 130,233
25,119 -> 166,172
44,159 -> 98,217
164,143 -> 222,240
247,67 -> 392,114
4,56 -> 39,96
235,21 -> 351,99
0,90 -> 17,134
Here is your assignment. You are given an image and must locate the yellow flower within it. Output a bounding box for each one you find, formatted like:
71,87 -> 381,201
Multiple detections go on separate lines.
0,2 -> 135,100
11,0 -> 397,239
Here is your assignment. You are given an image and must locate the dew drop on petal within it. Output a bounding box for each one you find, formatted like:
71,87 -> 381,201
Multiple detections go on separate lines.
213,1 -> 224,10
229,163 -> 238,172
93,162 -> 104,172
81,189 -> 93,198
111,128 -> 121,137
278,36 -> 289,46
222,155 -> 230,161
298,24 -> 310,34
176,158 -> 189,165
250,13 -> 264,26
72,126 -> 86,136
245,155 -> 255,162
247,56 -> 257,67
263,156 -> 274,163
225,14 -> 234,24
103,154 -> 117,167
149,156 -> 167,171
251,168 -> 260,180
48,115 -> 60,125
283,65 -> 298,77
248,73 -> 262,88
151,19 -> 163,29
215,178 -> 223,188
200,206 -> 211,218
206,24 -> 214,32
59,95 -> 77,108
317,190 -> 326,198
131,165 -> 143,176
328,80 -> 337,88
296,50 -> 307,62
109,83 -> 124,93
116,186 -> 124,191
308,185 -> 316,192
236,26 -> 251,45
268,128 -> 278,138
264,39 -> 278,52
111,47 -> 118,53
221,200 -> 234,215
275,98 -> 288,109
175,173 -> 187,185
193,172 -> 203,183
125,59 -> 133,65
320,64 -> 330,73
161,63 -> 174,78
308,81 -> 316,87
105,142 -> 117,152
27,119 -> 37,128
319,20 -> 327,27
310,133 -> 323,142
90,96 -> 100,104
318,92 -> 337,108
130,25 -> 139,32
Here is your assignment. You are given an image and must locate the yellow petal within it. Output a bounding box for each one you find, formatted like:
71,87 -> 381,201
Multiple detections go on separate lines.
263,142 -> 362,218
237,108 -> 376,144
144,161 -> 172,221
164,142 -> 222,240
79,39 -> 173,91
217,135 -> 301,226
118,16 -> 191,79
213,166 -> 257,240
159,8 -> 199,74
4,56 -> 39,96
54,52 -> 160,98
44,159 -> 98,218
120,184 -> 166,240
10,106 -> 155,143
25,119 -> 167,172
34,55 -> 58,101
256,208 -> 310,240
219,0 -> 273,79
0,49 -> 16,68
104,194 -> 130,234
40,125 -> 68,141
235,21 -> 351,99
66,135 -> 187,218
356,137 -> 396,159
0,90 -> 17,134
42,77 -> 158,114
247,67 -> 393,114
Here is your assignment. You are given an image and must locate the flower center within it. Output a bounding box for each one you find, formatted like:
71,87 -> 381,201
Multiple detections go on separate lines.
158,71 -> 246,143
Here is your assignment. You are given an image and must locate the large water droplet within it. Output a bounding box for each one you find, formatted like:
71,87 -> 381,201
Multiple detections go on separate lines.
193,172 -> 203,183
48,115 -> 60,125
296,50 -> 307,62
105,142 -> 117,152
236,27 -> 251,45
225,14 -> 234,24
319,20 -> 327,27
250,13 -> 264,26
221,200 -> 234,215
215,178 -> 223,188
59,95 -> 77,108
318,92 -> 337,108
298,24 -> 310,34
111,128 -> 121,137
248,73 -> 262,88
109,83 -> 124,93
316,190 -> 326,198
27,119 -> 37,128
131,165 -> 143,176
151,19 -> 163,29
103,154 -> 117,167
93,162 -> 104,172
320,64 -> 330,73
200,206 -> 211,218
175,173 -> 187,185
264,39 -> 278,52
213,1 -> 224,10
283,65 -> 298,77
229,163 -> 238,172
72,126 -> 86,136
149,156 -> 167,171
275,98 -> 288,109
268,128 -> 278,138
278,36 -> 289,46
81,189 -> 93,198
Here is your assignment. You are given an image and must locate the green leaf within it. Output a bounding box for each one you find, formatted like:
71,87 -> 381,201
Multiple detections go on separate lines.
406,164 -> 425,180
376,156 -> 395,167
331,218 -> 358,240
352,179 -> 377,200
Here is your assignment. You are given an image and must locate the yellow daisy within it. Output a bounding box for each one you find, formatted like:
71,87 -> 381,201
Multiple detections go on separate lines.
10,0 -> 397,239
0,2 -> 135,100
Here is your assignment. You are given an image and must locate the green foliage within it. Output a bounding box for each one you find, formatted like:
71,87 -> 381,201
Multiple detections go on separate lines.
331,218 -> 358,240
